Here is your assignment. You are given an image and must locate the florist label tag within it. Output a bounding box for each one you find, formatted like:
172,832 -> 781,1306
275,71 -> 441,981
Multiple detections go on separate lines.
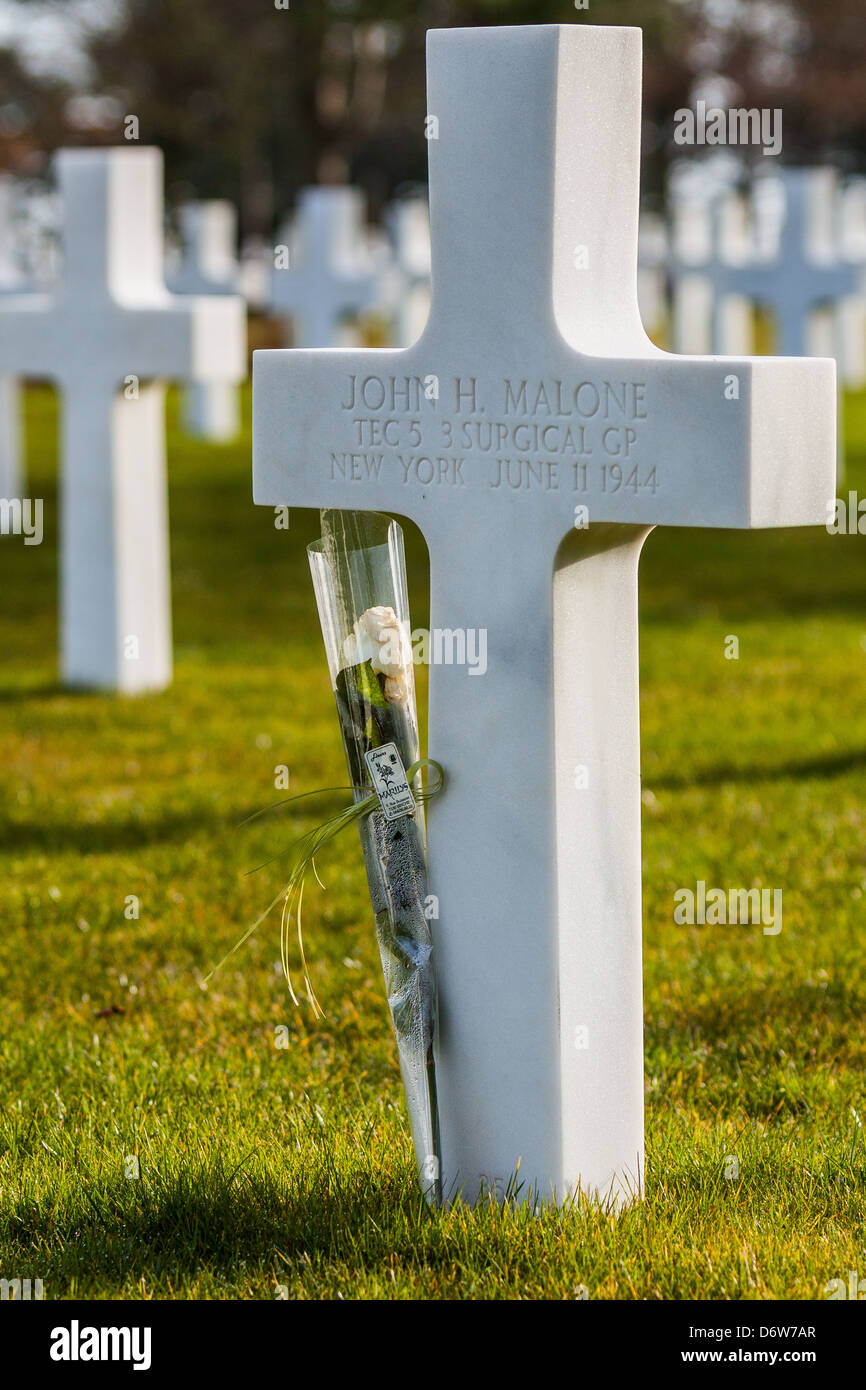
365,743 -> 416,821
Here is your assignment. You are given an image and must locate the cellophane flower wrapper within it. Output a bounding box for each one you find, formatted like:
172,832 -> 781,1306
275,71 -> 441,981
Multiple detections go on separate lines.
308,510 -> 441,1204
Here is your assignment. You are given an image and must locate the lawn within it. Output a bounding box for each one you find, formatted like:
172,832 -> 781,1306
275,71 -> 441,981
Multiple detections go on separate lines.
1,382 -> 865,1300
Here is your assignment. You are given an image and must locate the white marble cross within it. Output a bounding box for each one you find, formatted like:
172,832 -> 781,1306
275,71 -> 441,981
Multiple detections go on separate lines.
239,234 -> 271,313
253,24 -> 835,1207
172,200 -> 239,295
669,186 -> 752,355
714,168 -> 860,360
0,175 -> 23,288
170,200 -> 246,441
0,175 -> 25,498
271,186 -> 379,347
841,177 -> 866,262
839,178 -> 866,389
668,192 -> 715,354
0,148 -> 245,692
708,191 -> 756,356
384,196 -> 432,347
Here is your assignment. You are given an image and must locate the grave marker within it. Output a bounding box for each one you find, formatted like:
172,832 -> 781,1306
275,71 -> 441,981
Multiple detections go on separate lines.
239,234 -> 271,312
385,196 -> 432,346
0,175 -> 25,498
669,186 -> 753,355
713,168 -> 860,360
709,191 -> 755,356
840,178 -> 866,389
669,192 -> 714,354
253,24 -> 836,1205
271,187 -> 379,347
0,148 -> 245,691
170,200 -> 246,440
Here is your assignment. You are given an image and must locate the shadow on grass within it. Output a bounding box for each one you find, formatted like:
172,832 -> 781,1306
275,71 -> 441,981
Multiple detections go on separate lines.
650,746 -> 866,790
4,1163 -> 439,1293
647,976 -> 866,1074
0,681 -> 75,704
0,810 -> 234,855
0,678 -> 179,706
0,797 -> 328,855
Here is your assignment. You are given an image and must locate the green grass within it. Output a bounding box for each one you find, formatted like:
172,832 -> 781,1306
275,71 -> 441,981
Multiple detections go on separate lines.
1,383 -> 866,1300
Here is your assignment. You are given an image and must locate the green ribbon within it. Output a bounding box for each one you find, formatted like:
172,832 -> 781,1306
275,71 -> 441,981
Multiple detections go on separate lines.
205,758 -> 445,1013
353,756 -> 445,819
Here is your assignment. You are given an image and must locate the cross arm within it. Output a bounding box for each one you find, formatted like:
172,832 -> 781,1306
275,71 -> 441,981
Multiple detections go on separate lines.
0,294 -> 246,389
745,353 -> 836,526
252,340 -> 836,536
0,295 -> 59,377
129,297 -> 247,385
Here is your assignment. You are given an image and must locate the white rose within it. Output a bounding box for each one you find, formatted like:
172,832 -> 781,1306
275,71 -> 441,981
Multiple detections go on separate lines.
373,624 -> 410,677
342,607 -> 411,678
341,621 -> 378,668
359,606 -> 410,678
362,606 -> 399,640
